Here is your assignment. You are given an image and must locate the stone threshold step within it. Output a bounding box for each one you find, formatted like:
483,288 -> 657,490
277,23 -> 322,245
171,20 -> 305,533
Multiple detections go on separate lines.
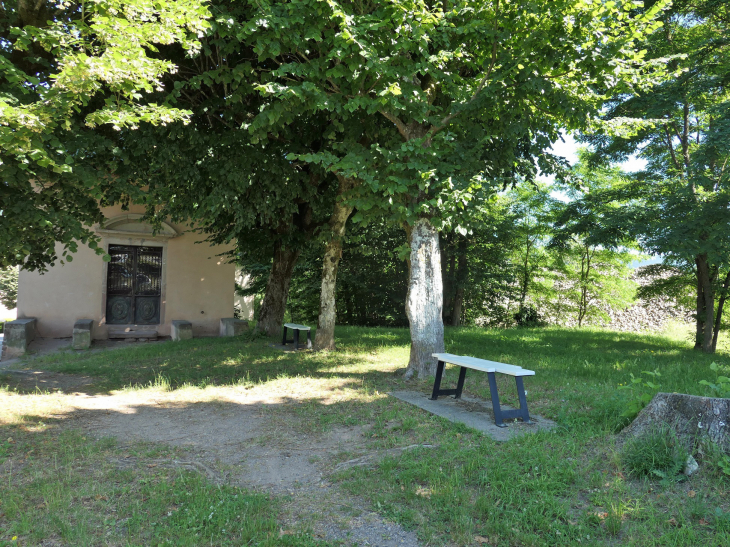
108,326 -> 158,340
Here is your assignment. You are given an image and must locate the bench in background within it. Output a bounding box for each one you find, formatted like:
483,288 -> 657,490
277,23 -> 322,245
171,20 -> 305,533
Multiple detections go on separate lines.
282,323 -> 312,350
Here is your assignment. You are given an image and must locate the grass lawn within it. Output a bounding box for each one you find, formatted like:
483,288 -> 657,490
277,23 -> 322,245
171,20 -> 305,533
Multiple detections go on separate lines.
1,325 -> 729,546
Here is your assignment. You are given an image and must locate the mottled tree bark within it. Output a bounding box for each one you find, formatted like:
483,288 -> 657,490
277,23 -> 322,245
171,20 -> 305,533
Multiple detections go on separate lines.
255,241 -> 300,337
314,177 -> 356,351
404,217 -> 445,378
696,254 -> 715,353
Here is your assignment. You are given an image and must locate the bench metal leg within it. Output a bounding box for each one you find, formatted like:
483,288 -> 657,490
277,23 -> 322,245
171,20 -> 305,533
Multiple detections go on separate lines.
515,376 -> 532,424
487,372 -> 532,427
430,361 -> 466,400
306,330 -> 312,349
281,326 -> 288,346
294,329 -> 300,350
430,360 -> 445,400
487,371 -> 507,428
455,366 -> 467,399
430,362 -> 532,428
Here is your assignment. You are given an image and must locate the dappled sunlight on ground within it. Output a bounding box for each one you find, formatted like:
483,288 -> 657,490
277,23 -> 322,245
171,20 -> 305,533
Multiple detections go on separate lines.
0,372 -> 388,428
3,326 -> 730,546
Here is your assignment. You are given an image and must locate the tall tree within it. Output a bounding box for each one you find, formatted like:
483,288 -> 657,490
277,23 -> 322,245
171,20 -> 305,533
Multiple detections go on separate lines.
117,119 -> 337,337
441,198 -> 517,327
286,218 -> 410,327
0,266 -> 18,309
244,0 -> 670,376
580,0 -> 730,352
549,154 -> 641,326
0,0 -> 209,270
505,184 -> 559,318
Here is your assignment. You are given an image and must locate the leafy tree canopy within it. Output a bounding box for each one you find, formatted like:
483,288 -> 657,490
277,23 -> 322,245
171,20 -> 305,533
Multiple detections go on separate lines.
243,0 -> 671,226
0,0 -> 209,270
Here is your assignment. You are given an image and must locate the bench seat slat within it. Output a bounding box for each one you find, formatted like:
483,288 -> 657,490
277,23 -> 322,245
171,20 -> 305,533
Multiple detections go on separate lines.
432,353 -> 535,376
283,323 -> 311,331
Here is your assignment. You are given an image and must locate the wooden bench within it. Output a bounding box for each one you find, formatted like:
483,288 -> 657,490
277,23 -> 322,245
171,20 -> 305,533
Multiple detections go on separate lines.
431,353 -> 535,428
281,323 -> 312,350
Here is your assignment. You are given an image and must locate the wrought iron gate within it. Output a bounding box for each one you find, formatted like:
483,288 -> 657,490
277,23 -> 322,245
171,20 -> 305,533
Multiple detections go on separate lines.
105,245 -> 162,325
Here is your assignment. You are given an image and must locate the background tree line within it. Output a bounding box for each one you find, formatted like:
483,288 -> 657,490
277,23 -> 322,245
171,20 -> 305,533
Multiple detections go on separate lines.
243,178 -> 641,331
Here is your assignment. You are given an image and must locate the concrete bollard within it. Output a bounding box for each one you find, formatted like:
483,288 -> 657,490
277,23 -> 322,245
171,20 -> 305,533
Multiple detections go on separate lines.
220,318 -> 249,337
72,319 -> 94,350
1,318 -> 37,360
171,320 -> 193,341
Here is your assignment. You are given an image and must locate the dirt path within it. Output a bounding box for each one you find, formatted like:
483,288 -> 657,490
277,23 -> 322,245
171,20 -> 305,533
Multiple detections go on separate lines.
3,371 -> 423,546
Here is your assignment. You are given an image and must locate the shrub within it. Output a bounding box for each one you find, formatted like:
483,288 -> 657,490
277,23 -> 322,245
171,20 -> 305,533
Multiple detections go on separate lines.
699,362 -> 730,398
513,305 -> 545,328
621,425 -> 688,480
618,369 -> 661,421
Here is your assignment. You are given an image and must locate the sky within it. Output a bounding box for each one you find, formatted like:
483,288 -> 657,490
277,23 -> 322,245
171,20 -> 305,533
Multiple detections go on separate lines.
547,133 -> 648,174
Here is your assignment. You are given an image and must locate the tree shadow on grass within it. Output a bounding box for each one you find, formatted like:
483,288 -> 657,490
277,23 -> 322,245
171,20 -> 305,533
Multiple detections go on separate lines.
1,336 -> 419,398
5,326 -> 727,399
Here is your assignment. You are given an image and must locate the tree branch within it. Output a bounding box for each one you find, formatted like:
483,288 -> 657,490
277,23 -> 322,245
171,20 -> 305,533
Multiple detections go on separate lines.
681,100 -> 691,168
663,125 -> 682,173
425,0 -> 501,142
379,110 -> 410,140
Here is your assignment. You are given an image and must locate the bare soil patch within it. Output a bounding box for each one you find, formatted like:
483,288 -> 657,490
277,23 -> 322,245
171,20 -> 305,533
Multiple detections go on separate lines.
83,401 -> 368,489
86,400 -> 421,545
7,374 -> 424,546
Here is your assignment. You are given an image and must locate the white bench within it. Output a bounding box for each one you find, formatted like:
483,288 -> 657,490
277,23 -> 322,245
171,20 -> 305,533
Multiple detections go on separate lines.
281,323 -> 312,350
431,352 -> 535,427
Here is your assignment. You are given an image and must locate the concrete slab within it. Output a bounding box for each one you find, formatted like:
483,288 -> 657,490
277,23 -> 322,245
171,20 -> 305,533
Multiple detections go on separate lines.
390,390 -> 556,442
271,343 -> 313,353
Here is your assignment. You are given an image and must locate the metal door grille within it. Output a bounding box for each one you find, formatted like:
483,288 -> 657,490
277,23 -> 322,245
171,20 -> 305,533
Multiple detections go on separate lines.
106,245 -> 162,325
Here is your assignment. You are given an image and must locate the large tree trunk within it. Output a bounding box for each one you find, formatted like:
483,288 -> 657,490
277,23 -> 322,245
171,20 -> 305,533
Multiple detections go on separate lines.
695,260 -> 704,350
255,241 -> 300,337
577,246 -> 592,328
314,176 -> 355,351
696,254 -> 715,353
441,234 -> 455,323
404,217 -> 445,378
519,235 -> 531,309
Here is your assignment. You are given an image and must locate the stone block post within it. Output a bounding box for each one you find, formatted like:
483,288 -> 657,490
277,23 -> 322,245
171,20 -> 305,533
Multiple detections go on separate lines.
220,318 -> 249,337
171,320 -> 193,341
72,319 -> 94,350
1,318 -> 37,360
